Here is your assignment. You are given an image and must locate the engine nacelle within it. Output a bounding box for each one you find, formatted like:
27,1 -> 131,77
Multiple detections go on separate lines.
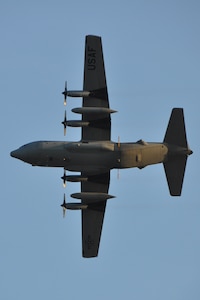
66,120 -> 89,127
64,203 -> 88,210
65,175 -> 88,182
67,90 -> 91,97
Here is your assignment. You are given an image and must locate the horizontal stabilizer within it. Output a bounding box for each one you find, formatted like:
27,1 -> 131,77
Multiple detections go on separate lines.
163,108 -> 192,196
163,156 -> 187,196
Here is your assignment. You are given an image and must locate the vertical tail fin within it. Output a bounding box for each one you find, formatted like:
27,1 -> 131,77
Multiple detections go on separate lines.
163,108 -> 192,196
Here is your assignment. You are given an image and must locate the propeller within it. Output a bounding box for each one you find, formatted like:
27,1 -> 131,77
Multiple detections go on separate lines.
61,169 -> 67,187
61,110 -> 67,136
62,81 -> 67,105
61,194 -> 67,218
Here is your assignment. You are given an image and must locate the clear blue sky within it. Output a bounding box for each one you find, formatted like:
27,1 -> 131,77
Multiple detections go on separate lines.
1,1 -> 200,299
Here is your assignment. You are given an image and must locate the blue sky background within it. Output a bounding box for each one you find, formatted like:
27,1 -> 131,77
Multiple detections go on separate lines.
1,1 -> 200,299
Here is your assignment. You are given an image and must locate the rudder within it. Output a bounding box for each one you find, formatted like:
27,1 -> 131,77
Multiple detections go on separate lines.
163,108 -> 187,148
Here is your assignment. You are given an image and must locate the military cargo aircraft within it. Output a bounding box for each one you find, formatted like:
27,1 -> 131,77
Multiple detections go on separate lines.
10,35 -> 193,258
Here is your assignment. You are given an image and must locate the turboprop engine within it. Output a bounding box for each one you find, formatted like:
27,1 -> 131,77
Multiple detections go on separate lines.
62,81 -> 91,105
61,170 -> 88,187
61,194 -> 88,217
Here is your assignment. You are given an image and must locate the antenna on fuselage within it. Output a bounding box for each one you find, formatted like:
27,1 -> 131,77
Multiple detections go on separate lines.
117,136 -> 120,179
117,136 -> 120,148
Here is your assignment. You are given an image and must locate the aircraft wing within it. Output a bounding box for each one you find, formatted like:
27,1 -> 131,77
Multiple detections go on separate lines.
81,172 -> 110,258
82,35 -> 111,141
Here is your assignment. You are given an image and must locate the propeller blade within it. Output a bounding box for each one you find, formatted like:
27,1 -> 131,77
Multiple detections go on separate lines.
62,81 -> 67,106
64,110 -> 67,136
62,194 -> 66,218
61,111 -> 67,136
61,169 -> 67,187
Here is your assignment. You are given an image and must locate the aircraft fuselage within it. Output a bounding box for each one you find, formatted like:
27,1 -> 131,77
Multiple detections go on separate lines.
10,35 -> 193,258
11,140 -> 169,173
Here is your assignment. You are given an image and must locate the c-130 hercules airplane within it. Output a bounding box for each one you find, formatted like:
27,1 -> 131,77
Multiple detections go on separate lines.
11,35 -> 193,258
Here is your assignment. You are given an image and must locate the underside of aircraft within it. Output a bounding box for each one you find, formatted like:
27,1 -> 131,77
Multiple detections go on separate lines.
10,35 -> 193,258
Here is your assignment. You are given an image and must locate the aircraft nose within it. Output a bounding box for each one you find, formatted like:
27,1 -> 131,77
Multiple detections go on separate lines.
10,149 -> 21,159
10,143 -> 39,164
10,150 -> 17,158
